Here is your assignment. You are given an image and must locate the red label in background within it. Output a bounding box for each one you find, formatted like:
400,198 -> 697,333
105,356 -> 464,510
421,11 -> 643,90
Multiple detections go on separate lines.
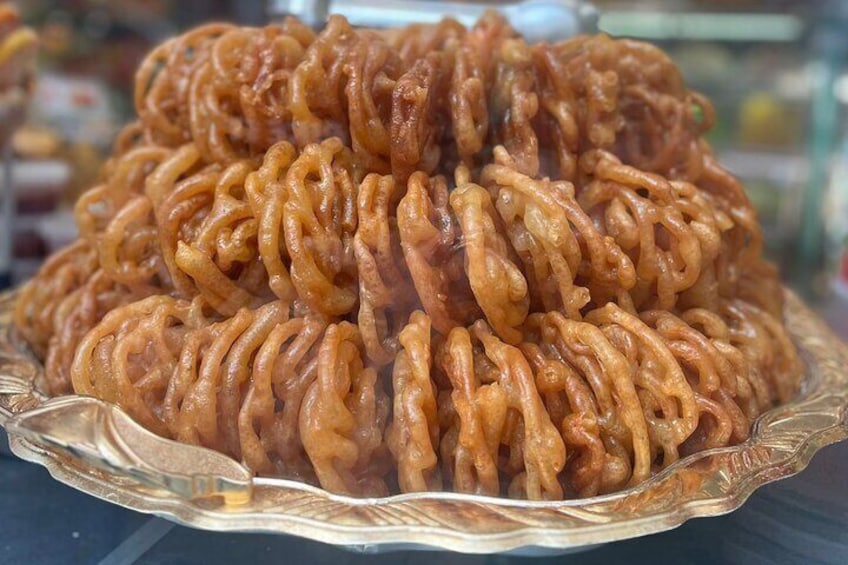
841,251 -> 848,283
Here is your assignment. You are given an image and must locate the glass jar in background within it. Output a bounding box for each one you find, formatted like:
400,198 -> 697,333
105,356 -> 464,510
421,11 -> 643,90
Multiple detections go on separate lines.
823,138 -> 848,333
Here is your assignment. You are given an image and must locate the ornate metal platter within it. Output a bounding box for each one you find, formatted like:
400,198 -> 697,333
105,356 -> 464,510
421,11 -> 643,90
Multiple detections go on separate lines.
1,290 -> 846,554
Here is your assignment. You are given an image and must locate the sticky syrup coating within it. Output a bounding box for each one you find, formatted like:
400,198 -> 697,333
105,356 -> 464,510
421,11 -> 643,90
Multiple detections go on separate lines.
15,13 -> 802,499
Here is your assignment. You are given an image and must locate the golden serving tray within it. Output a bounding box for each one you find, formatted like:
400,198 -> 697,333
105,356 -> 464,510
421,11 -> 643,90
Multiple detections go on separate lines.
1,289 -> 847,554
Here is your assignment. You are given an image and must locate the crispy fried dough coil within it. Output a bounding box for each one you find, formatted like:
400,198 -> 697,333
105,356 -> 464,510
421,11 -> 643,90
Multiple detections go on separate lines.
17,13 -> 802,500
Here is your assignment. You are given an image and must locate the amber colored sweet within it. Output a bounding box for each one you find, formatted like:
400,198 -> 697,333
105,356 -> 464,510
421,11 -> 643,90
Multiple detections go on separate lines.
14,13 -> 802,500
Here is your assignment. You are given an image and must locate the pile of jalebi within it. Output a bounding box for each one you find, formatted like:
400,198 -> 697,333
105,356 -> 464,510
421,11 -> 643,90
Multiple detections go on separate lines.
14,13 -> 802,500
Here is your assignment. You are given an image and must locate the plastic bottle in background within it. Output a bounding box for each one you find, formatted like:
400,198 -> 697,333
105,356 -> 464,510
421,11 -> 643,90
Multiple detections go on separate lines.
823,138 -> 848,335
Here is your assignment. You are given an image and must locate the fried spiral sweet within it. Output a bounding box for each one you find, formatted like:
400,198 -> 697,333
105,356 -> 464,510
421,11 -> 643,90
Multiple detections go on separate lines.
15,12 -> 803,500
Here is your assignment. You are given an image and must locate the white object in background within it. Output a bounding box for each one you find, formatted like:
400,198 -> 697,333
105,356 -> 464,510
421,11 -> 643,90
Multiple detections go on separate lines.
28,73 -> 118,150
35,210 -> 78,254
272,0 -> 598,41
0,160 -> 71,286
0,159 -> 71,200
